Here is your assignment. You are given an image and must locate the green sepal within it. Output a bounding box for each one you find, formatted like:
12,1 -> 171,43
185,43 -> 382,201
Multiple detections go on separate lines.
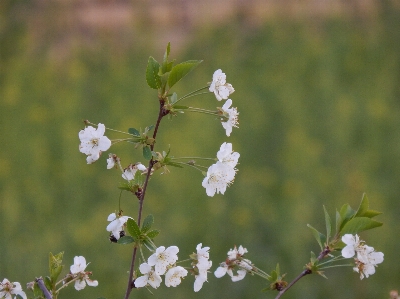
340,217 -> 383,235
146,57 -> 161,89
143,146 -> 152,160
323,206 -> 332,244
141,215 -> 154,233
126,218 -> 141,240
167,60 -> 202,89
146,229 -> 160,239
44,276 -> 52,292
307,224 -> 326,250
172,105 -> 189,110
128,128 -> 140,136
117,236 -> 135,245
355,193 -> 382,218
49,252 -> 64,285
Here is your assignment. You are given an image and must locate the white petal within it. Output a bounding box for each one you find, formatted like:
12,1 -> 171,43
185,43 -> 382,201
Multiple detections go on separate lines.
107,213 -> 117,221
74,280 -> 86,291
134,275 -> 148,288
85,278 -> 98,287
214,265 -> 228,278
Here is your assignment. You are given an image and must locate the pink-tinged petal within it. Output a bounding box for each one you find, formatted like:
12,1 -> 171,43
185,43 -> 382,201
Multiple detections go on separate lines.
74,280 -> 86,291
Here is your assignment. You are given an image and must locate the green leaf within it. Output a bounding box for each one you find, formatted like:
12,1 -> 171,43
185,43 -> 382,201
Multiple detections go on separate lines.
126,218 -> 141,240
146,229 -> 160,239
307,224 -> 326,250
44,277 -> 52,292
335,210 -> 342,235
161,42 -> 174,74
146,56 -> 161,89
117,236 -> 135,245
49,252 -> 64,284
340,217 -> 383,235
310,251 -> 317,263
142,215 -> 154,233
145,125 -> 155,133
339,204 -> 355,230
323,206 -> 332,243
128,128 -> 140,136
355,193 -> 382,218
167,60 -> 202,89
172,105 -> 189,110
143,238 -> 156,251
143,146 -> 152,160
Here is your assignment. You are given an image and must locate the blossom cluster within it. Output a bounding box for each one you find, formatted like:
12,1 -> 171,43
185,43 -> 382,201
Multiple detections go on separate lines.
202,142 -> 240,197
341,234 -> 384,279
0,278 -> 27,299
135,244 -> 212,292
209,69 -> 239,137
214,245 -> 253,282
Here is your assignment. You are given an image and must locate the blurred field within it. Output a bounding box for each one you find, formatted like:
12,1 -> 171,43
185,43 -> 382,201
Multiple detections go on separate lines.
1,1 -> 400,298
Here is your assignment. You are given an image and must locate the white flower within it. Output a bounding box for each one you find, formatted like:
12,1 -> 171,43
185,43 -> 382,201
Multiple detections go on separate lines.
193,244 -> 212,292
341,234 -> 362,258
202,162 -> 235,197
214,245 -> 251,282
122,163 -> 147,181
148,246 -> 179,275
219,99 -> 239,136
0,279 -> 27,299
209,69 -> 235,101
79,123 -> 111,164
106,213 -> 131,240
134,263 -> 162,289
217,142 -> 240,169
165,266 -> 188,287
69,256 -> 98,290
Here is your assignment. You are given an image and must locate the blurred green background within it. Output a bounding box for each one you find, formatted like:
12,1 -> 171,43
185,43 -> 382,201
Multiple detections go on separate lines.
1,0 -> 400,298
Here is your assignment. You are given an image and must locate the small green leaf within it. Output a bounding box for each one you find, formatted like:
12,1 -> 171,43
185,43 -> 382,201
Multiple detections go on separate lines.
146,229 -> 160,239
143,238 -> 156,251
335,210 -> 342,236
127,218 -> 141,240
161,42 -> 174,74
146,56 -> 161,89
172,105 -> 189,110
340,217 -> 383,235
117,236 -> 135,245
143,146 -> 152,160
323,206 -> 332,244
44,277 -> 52,292
170,92 -> 178,104
167,60 -> 202,89
49,252 -> 64,284
307,224 -> 326,250
142,215 -> 154,233
145,125 -> 155,133
355,193 -> 382,218
339,204 -> 355,230
133,169 -> 144,186
128,128 -> 140,136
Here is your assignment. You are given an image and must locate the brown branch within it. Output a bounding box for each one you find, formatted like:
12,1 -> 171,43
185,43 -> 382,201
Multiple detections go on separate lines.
274,247 -> 331,299
124,99 -> 167,299
35,277 -> 52,299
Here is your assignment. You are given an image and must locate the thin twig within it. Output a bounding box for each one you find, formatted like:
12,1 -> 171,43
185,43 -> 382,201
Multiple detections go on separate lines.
35,277 -> 52,299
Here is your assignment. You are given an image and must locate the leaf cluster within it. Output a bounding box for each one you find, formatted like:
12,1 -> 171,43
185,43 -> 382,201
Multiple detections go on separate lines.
117,215 -> 160,251
146,42 -> 202,98
307,193 -> 382,251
